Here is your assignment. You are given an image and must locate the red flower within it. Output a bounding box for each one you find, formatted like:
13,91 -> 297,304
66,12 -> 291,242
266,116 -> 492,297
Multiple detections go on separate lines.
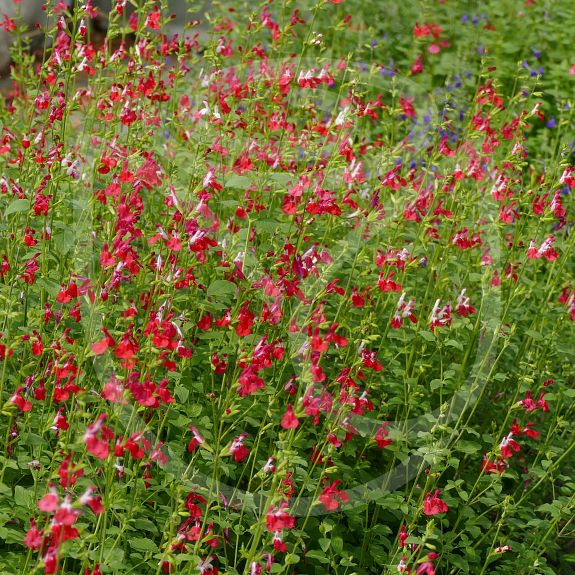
197,312 -> 212,330
54,496 -> 80,526
266,503 -> 295,531
38,488 -> 59,512
499,432 -> 521,459
42,546 -> 58,574
114,330 -> 139,360
10,386 -> 32,412
361,348 -> 383,372
481,454 -> 508,475
23,519 -> 43,550
411,55 -> 423,74
229,434 -> 249,462
187,427 -> 205,452
318,480 -> 349,511
378,272 -> 402,292
456,289 -> 476,317
238,368 -> 265,396
124,433 -> 151,459
398,523 -> 408,547
422,489 -> 448,515
430,299 -> 452,331
280,404 -> 300,429
374,422 -> 392,448
399,97 -> 416,118
80,487 -> 105,515
83,414 -> 114,460
413,22 -> 443,38
273,533 -> 288,552
416,552 -> 439,575
92,328 -> 116,355
186,492 -> 207,519
56,282 -> 78,304
236,303 -> 255,337
527,235 -> 559,261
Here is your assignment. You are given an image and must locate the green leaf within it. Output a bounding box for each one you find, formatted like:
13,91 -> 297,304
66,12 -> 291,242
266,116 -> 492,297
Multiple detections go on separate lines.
319,537 -> 331,552
268,173 -> 293,184
430,379 -> 443,391
129,537 -> 159,553
419,330 -> 435,342
449,555 -> 469,571
175,385 -> 189,403
446,339 -> 464,351
225,174 -> 252,189
14,486 -> 33,509
35,278 -> 61,297
133,518 -> 159,535
22,433 -> 45,446
305,550 -> 330,564
455,440 -> 481,454
4,199 -> 29,216
106,548 -> 125,569
207,280 -> 236,298
331,536 -> 343,555
53,229 -> 76,255
285,553 -> 300,565
525,329 -> 543,341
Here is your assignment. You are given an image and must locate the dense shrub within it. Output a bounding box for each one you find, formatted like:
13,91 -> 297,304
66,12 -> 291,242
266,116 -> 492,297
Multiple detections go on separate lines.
0,1 -> 574,574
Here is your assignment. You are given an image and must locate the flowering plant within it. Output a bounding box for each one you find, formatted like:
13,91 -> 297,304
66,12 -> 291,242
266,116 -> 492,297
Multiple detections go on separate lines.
0,1 -> 574,574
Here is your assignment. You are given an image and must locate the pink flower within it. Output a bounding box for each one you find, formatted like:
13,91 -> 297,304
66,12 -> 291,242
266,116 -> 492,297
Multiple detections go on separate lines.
10,386 -> 32,412
519,391 -> 549,413
456,289 -> 476,317
416,552 -> 439,575
430,299 -> 452,331
38,487 -> 59,512
23,519 -> 43,550
101,376 -> 127,404
391,292 -> 417,329
54,496 -> 80,526
80,487 -> 105,515
519,390 -> 537,411
145,6 -> 161,30
527,235 -> 559,261
280,404 -> 300,429
422,489 -> 448,515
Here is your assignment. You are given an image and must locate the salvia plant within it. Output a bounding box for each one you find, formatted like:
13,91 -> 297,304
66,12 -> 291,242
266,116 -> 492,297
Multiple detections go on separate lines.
0,0 -> 574,574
